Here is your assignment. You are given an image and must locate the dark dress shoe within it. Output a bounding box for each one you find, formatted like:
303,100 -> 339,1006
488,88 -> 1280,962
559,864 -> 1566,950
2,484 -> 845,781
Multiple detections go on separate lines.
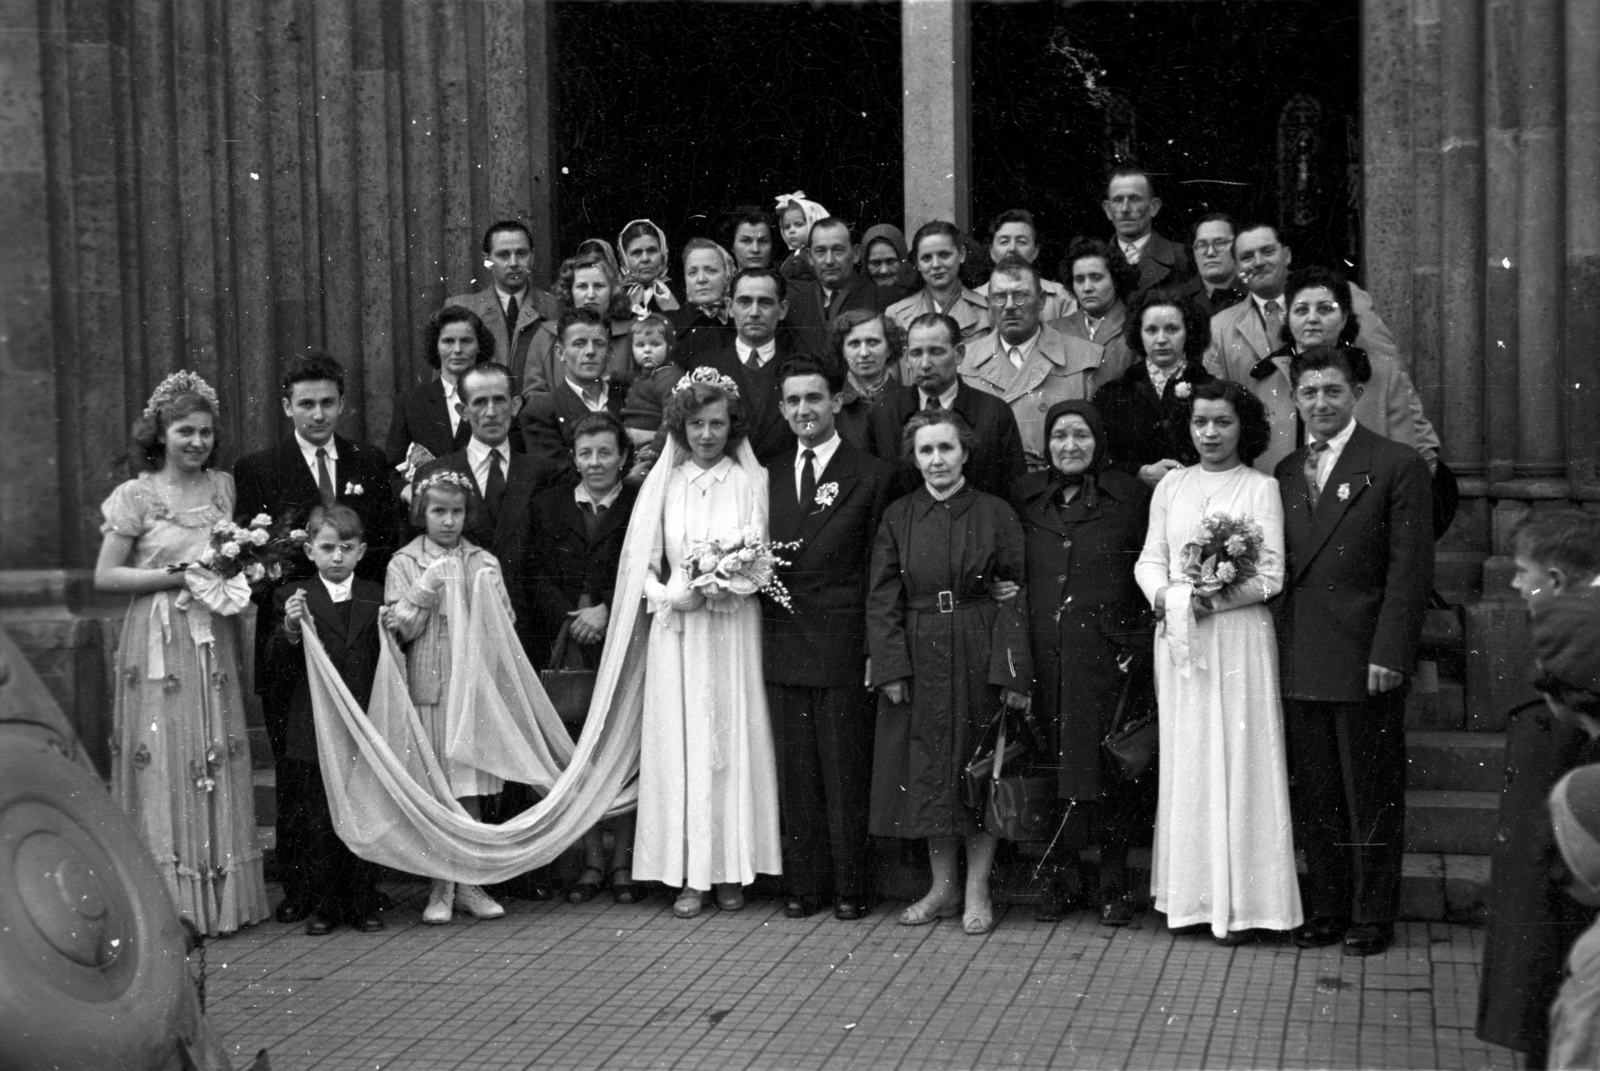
784,896 -> 822,919
611,882 -> 642,905
304,915 -> 337,936
1099,895 -> 1134,927
1294,916 -> 1349,948
834,896 -> 869,921
1342,922 -> 1394,957
353,912 -> 385,933
275,899 -> 312,924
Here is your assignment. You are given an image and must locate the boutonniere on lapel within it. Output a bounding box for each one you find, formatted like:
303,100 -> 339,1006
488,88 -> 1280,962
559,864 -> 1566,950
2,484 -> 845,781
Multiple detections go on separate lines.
1172,381 -> 1192,399
1336,482 -> 1351,502
813,482 -> 840,510
344,481 -> 364,497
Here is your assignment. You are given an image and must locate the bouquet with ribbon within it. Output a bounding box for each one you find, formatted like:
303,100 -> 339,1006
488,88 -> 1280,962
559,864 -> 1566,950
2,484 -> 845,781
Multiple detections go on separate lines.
1178,512 -> 1265,603
682,526 -> 801,610
170,514 -> 305,616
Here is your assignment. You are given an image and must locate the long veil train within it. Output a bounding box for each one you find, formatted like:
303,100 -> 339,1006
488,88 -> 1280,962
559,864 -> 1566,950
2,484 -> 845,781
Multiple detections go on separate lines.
299,434 -> 707,883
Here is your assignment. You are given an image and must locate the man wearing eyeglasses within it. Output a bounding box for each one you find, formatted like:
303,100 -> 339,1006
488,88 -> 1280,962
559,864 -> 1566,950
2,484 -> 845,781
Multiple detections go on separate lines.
959,255 -> 1119,470
1177,213 -> 1247,319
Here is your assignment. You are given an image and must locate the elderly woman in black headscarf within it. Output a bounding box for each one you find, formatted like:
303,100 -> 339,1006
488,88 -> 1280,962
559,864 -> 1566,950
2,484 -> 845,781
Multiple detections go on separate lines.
1010,398 -> 1156,925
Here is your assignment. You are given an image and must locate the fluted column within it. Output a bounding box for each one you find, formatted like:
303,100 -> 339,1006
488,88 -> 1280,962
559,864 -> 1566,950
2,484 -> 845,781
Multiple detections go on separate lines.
1568,0 -> 1600,493
902,0 -> 970,235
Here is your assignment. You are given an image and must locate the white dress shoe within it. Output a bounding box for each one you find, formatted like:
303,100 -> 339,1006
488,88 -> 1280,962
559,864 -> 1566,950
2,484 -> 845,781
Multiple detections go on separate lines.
454,883 -> 505,919
423,880 -> 455,925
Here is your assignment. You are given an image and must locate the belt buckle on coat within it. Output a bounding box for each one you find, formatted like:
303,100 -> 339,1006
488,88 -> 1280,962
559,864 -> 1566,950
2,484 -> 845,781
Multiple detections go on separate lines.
937,590 -> 955,613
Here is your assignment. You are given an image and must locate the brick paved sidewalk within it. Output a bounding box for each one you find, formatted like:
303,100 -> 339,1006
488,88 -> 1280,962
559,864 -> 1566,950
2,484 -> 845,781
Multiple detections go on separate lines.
206,884 -> 1515,1071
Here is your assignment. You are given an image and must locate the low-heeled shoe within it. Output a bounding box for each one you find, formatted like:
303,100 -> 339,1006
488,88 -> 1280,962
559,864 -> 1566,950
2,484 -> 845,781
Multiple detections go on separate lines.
1294,916 -> 1349,948
354,912 -> 385,933
784,896 -> 822,919
304,915 -> 337,936
834,896 -> 869,921
1342,922 -> 1394,957
275,899 -> 312,924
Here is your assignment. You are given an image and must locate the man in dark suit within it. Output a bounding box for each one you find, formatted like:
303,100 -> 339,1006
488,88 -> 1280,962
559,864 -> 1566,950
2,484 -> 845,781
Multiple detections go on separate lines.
415,362 -> 554,658
233,352 -> 402,924
703,267 -> 805,465
263,504 -> 386,935
518,308 -> 626,485
1103,167 -> 1192,297
1275,344 -> 1433,957
867,312 -> 1026,499
784,218 -> 886,359
762,354 -> 896,921
446,220 -> 560,385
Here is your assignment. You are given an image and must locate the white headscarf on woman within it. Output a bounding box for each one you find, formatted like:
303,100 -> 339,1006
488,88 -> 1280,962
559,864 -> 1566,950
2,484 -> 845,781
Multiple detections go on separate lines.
773,191 -> 829,250
617,218 -> 680,316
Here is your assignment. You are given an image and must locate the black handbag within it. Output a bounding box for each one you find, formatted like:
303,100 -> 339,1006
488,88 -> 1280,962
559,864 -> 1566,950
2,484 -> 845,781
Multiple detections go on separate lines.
1101,673 -> 1157,783
539,621 -> 596,727
966,708 -> 1056,841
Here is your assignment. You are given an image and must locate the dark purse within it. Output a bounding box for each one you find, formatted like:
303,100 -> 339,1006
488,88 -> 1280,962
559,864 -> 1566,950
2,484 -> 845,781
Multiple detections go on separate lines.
1101,672 -> 1158,783
539,621 -> 596,727
965,708 -> 1057,841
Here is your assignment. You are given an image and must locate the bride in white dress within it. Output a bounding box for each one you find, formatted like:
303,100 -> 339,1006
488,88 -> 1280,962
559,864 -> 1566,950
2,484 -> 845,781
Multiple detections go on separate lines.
632,370 -> 782,917
1134,380 -> 1303,943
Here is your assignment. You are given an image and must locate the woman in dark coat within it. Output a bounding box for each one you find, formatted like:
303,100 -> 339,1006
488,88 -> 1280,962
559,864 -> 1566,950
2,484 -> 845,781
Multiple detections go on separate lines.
868,407 -> 1032,937
385,305 -> 493,495
522,411 -> 641,905
1010,399 -> 1155,925
1091,287 -> 1215,489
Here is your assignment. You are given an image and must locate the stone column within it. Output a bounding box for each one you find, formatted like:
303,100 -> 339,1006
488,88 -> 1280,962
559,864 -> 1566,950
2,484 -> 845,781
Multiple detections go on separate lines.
901,0 -> 970,236
1567,0 -> 1600,493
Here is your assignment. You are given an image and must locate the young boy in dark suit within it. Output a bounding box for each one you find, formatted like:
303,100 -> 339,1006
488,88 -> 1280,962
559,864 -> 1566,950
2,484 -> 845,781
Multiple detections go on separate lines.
264,504 -> 386,934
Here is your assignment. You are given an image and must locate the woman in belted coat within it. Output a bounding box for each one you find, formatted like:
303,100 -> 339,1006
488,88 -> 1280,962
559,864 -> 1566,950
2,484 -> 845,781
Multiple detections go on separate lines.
1011,399 -> 1155,925
867,407 -> 1032,936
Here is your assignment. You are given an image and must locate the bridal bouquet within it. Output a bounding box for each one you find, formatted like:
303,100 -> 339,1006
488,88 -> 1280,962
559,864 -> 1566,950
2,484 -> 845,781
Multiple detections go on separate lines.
170,514 -> 305,615
1179,512 -> 1265,601
682,526 -> 802,610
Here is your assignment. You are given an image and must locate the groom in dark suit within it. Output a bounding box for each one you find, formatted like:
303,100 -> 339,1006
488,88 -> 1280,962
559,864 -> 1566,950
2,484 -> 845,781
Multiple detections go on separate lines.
233,353 -> 402,924
705,267 -> 805,465
1274,344 -> 1433,957
764,353 -> 896,920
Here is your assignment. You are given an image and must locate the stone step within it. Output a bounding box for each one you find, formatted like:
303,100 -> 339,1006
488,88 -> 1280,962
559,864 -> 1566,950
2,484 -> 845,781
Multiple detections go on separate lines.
1406,730 -> 1506,792
1406,675 -> 1467,730
1405,789 -> 1499,854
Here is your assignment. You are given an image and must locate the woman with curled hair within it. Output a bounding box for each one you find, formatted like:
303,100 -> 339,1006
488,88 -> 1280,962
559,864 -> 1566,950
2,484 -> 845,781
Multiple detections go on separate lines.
632,371 -> 781,918
866,407 -> 1032,936
1244,265 -> 1438,473
1092,287 -> 1218,489
523,251 -> 637,394
831,309 -> 904,449
94,372 -> 271,936
386,305 -> 494,496
1133,379 -> 1302,944
885,220 -> 992,349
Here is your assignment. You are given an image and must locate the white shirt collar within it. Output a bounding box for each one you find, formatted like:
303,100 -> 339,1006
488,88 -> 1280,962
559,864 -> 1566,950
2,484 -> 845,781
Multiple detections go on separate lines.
319,575 -> 354,603
999,328 -> 1041,365
737,338 -> 777,367
466,436 -> 509,491
926,476 -> 967,502
295,431 -> 337,463
795,432 -> 842,496
1307,415 -> 1359,487
495,285 -> 527,314
1120,231 -> 1153,255
565,376 -> 609,412
921,380 -> 960,411
684,455 -> 735,487
1252,291 -> 1285,315
1146,360 -> 1178,395
574,480 -> 624,510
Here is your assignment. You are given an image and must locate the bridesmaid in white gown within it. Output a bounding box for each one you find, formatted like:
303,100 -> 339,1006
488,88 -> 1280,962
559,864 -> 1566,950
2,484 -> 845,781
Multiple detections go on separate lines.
633,371 -> 782,918
1134,380 -> 1303,943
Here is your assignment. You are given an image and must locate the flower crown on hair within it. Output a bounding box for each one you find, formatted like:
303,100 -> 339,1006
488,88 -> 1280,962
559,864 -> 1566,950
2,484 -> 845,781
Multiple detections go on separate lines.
415,470 -> 474,497
673,366 -> 740,400
143,370 -> 219,421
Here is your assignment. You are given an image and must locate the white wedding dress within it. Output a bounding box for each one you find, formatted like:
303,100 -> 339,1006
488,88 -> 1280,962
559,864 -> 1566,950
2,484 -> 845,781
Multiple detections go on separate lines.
1134,463 -> 1303,938
632,451 -> 783,890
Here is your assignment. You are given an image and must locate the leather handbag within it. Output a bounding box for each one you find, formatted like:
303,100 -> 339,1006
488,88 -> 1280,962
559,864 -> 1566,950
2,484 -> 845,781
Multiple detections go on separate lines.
967,708 -> 1056,841
540,621 -> 596,727
1101,673 -> 1157,783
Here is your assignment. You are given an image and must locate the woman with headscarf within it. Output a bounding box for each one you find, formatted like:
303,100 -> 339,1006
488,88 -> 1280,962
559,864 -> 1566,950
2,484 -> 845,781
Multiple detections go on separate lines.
670,236 -> 739,368
861,223 -> 918,305
617,219 -> 681,316
1010,400 -> 1156,925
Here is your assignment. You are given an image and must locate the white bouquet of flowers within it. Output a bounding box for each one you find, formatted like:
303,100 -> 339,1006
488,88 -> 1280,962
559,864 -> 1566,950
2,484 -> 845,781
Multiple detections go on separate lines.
682,525 -> 801,609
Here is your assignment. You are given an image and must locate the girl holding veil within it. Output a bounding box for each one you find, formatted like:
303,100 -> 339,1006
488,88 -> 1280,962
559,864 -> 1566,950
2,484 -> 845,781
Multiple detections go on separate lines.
632,367 -> 783,918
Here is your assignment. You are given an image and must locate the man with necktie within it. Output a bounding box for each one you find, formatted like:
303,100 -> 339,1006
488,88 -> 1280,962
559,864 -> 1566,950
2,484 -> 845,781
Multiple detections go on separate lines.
785,217 -> 887,359
1101,167 -> 1192,298
446,220 -> 560,385
519,308 -> 627,486
703,267 -> 806,465
233,352 -> 401,924
763,354 -> 896,920
1274,344 -> 1433,958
